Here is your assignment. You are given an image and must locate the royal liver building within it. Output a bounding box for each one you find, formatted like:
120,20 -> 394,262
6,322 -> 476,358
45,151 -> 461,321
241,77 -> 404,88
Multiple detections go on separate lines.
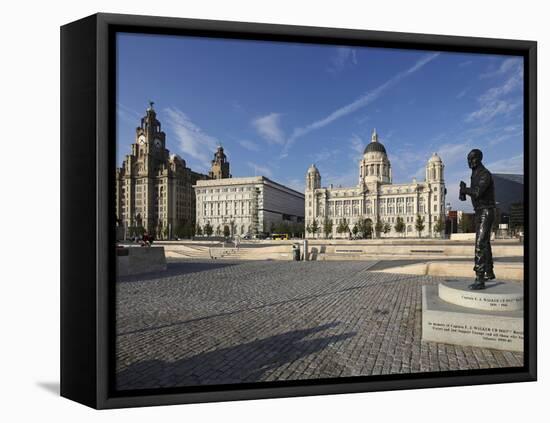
305,129 -> 446,238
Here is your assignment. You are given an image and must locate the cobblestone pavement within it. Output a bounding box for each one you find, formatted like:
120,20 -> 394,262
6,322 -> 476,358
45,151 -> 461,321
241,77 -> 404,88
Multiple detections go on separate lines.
116,260 -> 524,390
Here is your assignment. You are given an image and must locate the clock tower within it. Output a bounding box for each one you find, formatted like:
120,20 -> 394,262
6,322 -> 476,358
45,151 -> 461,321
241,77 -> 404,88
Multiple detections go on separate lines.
116,102 -> 210,239
135,101 -> 166,153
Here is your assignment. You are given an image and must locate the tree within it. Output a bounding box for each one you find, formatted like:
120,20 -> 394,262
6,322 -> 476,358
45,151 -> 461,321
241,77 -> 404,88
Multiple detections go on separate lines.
323,218 -> 333,238
352,224 -> 359,238
162,225 -> 169,239
223,225 -> 230,238
375,220 -> 384,237
306,223 -> 312,236
394,216 -> 406,237
337,219 -> 349,236
356,219 -> 365,237
195,224 -> 203,236
128,225 -> 143,238
291,222 -> 305,238
433,216 -> 444,237
204,222 -> 213,237
183,220 -> 193,238
175,222 -> 186,239
311,219 -> 319,238
415,214 -> 425,238
363,219 -> 373,239
460,213 -> 474,233
383,222 -> 391,235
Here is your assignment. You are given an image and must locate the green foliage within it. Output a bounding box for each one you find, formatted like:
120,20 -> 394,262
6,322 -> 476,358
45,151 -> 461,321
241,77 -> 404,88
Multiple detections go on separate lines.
358,218 -> 373,239
128,225 -> 146,238
323,219 -> 333,238
375,220 -> 384,236
415,214 -> 425,237
223,225 -> 230,237
195,224 -> 203,236
204,222 -> 213,237
292,222 -> 305,238
434,216 -> 445,234
352,224 -> 358,237
394,216 -> 406,236
311,219 -> 319,236
383,222 -> 391,234
337,218 -> 349,235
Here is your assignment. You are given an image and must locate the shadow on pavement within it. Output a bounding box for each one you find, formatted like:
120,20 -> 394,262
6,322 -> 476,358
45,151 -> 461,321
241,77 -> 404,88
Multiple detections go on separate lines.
117,261 -> 239,283
117,274 -> 420,337
117,322 -> 355,390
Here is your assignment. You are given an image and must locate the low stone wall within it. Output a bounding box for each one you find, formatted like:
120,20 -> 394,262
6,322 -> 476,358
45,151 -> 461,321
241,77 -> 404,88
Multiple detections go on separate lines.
117,246 -> 167,277
450,233 -> 496,241
317,243 -> 522,258
372,260 -> 523,281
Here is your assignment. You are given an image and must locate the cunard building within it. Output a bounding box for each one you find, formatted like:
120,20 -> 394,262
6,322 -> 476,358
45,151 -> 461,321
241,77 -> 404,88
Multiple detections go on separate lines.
305,129 -> 446,238
115,103 -> 218,238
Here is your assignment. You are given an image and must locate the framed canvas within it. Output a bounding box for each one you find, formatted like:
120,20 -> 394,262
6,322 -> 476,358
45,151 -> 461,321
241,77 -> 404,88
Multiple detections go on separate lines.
60,13 -> 537,409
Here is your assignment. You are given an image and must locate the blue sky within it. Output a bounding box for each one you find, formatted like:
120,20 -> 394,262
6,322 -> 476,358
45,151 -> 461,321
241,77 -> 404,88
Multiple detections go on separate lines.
117,33 -> 524,212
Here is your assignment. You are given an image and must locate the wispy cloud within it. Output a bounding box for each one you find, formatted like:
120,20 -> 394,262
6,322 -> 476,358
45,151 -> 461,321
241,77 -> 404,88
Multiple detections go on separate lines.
285,178 -> 305,193
163,107 -> 218,167
117,103 -> 141,125
322,167 -> 358,188
311,148 -> 341,163
327,47 -> 358,73
238,139 -> 260,152
486,154 -> 524,174
466,58 -> 523,123
348,133 -> 368,161
281,52 -> 440,157
437,142 -> 474,166
252,113 -> 285,145
247,161 -> 273,177
459,60 -> 472,67
480,57 -> 522,79
456,88 -> 469,99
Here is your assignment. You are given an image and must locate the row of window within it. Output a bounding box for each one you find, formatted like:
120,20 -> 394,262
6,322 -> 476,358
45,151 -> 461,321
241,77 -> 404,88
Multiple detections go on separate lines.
197,186 -> 254,194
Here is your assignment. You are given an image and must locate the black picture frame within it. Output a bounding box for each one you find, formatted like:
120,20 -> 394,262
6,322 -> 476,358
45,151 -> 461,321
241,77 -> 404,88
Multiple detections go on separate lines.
60,12 -> 537,409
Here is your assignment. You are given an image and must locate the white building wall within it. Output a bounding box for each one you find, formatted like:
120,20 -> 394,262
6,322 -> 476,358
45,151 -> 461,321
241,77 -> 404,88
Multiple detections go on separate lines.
194,176 -> 304,236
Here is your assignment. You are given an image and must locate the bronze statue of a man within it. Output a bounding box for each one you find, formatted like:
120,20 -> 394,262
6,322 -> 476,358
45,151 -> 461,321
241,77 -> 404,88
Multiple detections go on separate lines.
459,149 -> 496,290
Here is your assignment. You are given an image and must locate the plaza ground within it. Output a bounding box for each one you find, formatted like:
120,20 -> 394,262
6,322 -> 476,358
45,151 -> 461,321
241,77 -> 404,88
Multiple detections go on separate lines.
116,260 -> 523,390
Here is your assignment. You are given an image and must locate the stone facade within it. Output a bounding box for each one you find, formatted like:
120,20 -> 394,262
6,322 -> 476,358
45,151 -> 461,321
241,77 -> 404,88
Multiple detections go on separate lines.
115,103 -> 209,238
305,129 -> 446,238
194,177 -> 305,236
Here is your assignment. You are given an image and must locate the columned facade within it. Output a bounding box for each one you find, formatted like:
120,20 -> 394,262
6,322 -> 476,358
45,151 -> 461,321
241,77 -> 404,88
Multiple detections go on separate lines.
305,129 -> 446,238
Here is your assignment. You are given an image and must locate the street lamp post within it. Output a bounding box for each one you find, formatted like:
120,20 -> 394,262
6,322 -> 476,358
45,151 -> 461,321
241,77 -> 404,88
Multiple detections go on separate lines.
445,202 -> 453,239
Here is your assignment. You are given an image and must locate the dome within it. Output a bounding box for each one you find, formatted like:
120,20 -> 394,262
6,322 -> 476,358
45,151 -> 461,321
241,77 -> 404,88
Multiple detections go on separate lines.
364,141 -> 387,155
307,163 -> 319,173
363,128 -> 387,155
428,152 -> 442,163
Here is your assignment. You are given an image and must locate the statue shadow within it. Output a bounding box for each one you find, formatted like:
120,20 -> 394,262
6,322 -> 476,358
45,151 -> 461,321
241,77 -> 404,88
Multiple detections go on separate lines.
117,322 -> 355,390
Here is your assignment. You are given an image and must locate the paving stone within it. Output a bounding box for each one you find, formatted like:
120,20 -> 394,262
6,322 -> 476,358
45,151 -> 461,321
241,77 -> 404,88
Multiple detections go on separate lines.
115,260 -> 524,390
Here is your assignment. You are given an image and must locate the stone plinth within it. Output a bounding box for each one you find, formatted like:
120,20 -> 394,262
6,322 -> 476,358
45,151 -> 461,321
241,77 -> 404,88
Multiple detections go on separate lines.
422,279 -> 524,352
438,280 -> 523,311
117,246 -> 167,277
